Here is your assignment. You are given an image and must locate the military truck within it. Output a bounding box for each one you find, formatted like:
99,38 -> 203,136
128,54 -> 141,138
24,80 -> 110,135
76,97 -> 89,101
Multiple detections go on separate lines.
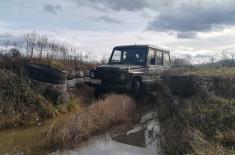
85,45 -> 171,97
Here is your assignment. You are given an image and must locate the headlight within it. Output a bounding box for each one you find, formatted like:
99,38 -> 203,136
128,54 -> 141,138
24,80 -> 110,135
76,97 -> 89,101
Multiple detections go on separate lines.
120,73 -> 126,80
90,70 -> 95,78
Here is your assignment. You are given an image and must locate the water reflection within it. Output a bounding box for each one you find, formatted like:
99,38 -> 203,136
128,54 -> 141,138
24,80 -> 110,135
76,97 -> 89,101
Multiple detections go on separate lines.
112,111 -> 159,148
0,104 -> 160,155
52,111 -> 160,155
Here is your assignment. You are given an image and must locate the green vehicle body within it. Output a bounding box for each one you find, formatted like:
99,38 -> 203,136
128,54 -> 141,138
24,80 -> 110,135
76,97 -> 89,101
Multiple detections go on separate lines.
87,45 -> 171,96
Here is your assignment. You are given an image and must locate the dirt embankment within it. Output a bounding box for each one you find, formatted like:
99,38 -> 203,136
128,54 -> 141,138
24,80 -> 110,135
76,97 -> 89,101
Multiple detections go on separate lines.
156,72 -> 235,155
0,69 -> 58,129
0,56 -> 93,130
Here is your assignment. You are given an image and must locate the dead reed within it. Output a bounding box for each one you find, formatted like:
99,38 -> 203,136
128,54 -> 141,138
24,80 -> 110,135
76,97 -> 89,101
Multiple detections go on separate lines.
42,94 -> 135,150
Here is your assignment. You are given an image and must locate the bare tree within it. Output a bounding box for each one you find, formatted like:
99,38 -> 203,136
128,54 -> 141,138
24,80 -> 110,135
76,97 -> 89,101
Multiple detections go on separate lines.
49,41 -> 62,59
37,35 -> 48,59
210,56 -> 215,65
171,58 -> 191,68
100,56 -> 107,64
185,54 -> 192,64
59,44 -> 68,60
24,30 -> 39,58
221,50 -> 228,60
24,33 -> 30,57
3,40 -> 10,53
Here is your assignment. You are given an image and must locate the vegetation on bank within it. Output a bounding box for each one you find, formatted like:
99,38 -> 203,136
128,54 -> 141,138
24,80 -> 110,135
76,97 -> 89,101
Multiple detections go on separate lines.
0,52 -> 94,130
157,66 -> 235,155
170,66 -> 235,78
42,94 -> 135,151
0,68 -> 91,130
0,69 -> 56,129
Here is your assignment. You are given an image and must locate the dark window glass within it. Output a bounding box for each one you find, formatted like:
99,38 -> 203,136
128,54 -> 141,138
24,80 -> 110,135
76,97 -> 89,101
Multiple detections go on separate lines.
148,49 -> 155,65
156,51 -> 163,65
164,53 -> 170,66
109,47 -> 147,65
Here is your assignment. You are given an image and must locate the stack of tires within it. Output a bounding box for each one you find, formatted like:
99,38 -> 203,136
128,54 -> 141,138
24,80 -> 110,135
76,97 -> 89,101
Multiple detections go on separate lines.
67,71 -> 84,88
27,64 -> 68,104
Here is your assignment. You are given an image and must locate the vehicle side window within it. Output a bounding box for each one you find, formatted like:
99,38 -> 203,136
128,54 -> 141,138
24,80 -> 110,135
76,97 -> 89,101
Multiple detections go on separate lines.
156,51 -> 163,65
164,53 -> 170,66
111,50 -> 121,63
148,49 -> 155,65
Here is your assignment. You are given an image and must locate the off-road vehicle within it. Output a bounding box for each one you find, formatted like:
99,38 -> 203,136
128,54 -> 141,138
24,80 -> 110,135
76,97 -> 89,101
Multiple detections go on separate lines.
86,45 -> 171,97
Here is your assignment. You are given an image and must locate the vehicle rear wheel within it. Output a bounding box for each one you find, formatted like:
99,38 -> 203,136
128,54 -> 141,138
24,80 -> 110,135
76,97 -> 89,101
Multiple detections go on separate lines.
131,79 -> 143,98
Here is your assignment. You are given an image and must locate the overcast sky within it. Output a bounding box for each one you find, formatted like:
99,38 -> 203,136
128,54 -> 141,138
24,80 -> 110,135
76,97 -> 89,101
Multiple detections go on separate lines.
1,0 -> 235,61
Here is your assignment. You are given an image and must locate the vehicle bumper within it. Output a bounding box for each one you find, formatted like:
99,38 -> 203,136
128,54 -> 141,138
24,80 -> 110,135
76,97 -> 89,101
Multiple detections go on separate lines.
85,77 -> 131,91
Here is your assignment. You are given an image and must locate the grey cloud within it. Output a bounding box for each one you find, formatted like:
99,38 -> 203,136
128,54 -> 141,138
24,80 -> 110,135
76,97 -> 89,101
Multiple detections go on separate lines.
89,16 -> 122,24
148,4 -> 235,31
73,0 -> 147,11
195,54 -> 212,59
74,0 -> 175,11
43,4 -> 62,14
73,0 -> 235,38
0,33 -> 23,43
0,33 -> 13,39
177,32 -> 197,39
148,1 -> 235,38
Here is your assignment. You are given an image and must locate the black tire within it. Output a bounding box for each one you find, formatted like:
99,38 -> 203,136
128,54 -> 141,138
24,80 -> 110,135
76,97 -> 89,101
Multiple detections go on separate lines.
95,86 -> 103,99
131,79 -> 143,98
27,64 -> 67,84
32,80 -> 66,95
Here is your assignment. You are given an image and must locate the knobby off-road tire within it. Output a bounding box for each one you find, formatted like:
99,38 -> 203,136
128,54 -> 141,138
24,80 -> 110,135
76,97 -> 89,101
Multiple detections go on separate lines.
131,79 -> 143,98
95,86 -> 103,99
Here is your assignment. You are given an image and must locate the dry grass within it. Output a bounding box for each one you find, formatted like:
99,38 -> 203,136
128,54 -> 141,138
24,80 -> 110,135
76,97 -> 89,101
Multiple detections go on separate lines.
0,69 -> 57,129
189,129 -> 234,155
42,94 -> 135,150
185,67 -> 235,78
170,67 -> 235,78
155,83 -> 235,155
0,56 -> 95,130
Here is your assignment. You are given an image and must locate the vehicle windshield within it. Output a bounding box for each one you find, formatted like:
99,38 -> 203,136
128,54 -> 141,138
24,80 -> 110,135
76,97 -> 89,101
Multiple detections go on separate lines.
109,47 -> 147,65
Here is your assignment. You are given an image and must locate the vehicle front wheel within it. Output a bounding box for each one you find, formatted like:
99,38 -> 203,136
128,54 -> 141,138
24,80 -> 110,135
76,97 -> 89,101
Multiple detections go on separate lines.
94,86 -> 103,99
131,79 -> 143,98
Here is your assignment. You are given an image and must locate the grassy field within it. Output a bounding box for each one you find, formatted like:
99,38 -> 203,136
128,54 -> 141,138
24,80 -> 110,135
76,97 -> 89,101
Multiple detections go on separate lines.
170,66 -> 235,78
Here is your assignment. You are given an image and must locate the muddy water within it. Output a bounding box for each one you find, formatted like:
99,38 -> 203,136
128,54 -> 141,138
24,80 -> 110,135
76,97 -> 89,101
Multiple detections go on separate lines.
0,104 -> 161,155
0,113 -> 71,155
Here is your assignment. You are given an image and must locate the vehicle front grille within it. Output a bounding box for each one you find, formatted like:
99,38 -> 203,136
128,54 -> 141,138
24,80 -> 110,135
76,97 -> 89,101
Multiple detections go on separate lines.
95,69 -> 125,84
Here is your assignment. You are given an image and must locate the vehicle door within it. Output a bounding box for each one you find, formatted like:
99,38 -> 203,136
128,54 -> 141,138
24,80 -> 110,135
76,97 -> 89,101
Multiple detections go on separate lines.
163,52 -> 171,70
155,49 -> 164,75
145,48 -> 159,85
